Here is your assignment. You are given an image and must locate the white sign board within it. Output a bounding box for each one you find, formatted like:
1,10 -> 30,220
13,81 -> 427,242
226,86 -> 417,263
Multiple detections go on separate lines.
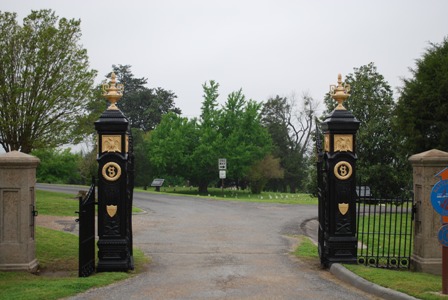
218,158 -> 227,170
219,170 -> 226,179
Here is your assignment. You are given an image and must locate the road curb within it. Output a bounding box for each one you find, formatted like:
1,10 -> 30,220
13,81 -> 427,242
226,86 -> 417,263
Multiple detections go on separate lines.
329,263 -> 419,300
301,218 -> 419,300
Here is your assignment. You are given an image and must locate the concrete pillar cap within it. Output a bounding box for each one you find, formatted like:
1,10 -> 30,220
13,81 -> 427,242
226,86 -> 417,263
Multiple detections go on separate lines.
409,149 -> 448,166
0,151 -> 40,167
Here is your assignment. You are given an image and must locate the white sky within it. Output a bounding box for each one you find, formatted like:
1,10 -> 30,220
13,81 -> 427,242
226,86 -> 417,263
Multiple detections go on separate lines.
2,0 -> 448,119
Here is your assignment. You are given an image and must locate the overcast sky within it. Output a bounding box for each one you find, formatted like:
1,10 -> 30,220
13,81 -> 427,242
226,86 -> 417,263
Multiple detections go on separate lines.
2,0 -> 448,119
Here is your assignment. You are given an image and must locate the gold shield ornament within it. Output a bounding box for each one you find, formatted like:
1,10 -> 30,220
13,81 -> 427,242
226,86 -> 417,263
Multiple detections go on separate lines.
107,205 -> 117,218
338,203 -> 349,215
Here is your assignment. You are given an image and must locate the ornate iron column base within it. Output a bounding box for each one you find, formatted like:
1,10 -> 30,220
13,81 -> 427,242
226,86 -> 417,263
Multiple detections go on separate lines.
324,237 -> 357,266
96,239 -> 133,272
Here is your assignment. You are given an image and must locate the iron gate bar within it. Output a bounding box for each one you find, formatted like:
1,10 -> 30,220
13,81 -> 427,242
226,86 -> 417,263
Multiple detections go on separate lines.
77,180 -> 96,277
356,190 -> 413,269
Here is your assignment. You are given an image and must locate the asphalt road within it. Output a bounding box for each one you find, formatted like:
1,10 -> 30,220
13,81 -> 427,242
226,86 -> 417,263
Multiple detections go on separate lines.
37,184 -> 373,300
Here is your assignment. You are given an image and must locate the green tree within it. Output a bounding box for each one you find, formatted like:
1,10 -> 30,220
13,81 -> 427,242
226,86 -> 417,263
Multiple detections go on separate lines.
110,64 -> 181,131
188,81 -> 222,193
0,10 -> 97,153
77,148 -> 97,185
220,89 -> 272,188
395,37 -> 448,155
132,128 -> 153,187
247,154 -> 284,194
32,148 -> 82,184
323,63 -> 406,196
149,112 -> 198,186
261,93 -> 316,193
149,81 -> 272,194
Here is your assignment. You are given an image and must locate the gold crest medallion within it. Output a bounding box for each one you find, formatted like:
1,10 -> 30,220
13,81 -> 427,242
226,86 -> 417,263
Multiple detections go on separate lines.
338,203 -> 349,215
106,205 -> 117,218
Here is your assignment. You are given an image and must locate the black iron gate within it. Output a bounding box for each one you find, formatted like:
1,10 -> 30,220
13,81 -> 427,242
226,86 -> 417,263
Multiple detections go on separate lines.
126,130 -> 135,270
316,121 -> 327,265
76,180 -> 96,277
356,189 -> 414,269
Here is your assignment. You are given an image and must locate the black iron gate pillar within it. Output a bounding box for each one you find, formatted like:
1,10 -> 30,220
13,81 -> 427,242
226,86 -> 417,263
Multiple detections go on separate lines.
319,74 -> 360,267
95,72 -> 133,272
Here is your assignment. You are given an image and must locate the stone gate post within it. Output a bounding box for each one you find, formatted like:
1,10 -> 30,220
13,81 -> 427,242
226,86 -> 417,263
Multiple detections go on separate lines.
409,149 -> 448,275
0,151 -> 40,272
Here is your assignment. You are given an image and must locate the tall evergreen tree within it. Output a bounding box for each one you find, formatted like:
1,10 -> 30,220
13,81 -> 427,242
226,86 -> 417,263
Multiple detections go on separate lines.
395,37 -> 448,155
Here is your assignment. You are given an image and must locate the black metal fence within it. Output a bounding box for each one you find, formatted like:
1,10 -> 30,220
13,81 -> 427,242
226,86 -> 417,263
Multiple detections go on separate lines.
76,180 -> 96,277
356,186 -> 414,269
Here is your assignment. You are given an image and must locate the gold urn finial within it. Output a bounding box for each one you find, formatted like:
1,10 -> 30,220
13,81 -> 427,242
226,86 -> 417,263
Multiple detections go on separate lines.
330,73 -> 350,110
102,72 -> 124,110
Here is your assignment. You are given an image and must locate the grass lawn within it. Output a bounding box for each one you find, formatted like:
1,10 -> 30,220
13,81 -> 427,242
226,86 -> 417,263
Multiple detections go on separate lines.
294,236 -> 445,300
0,227 -> 148,300
0,189 -> 149,300
137,186 -> 318,205
36,189 -> 143,215
36,190 -> 79,216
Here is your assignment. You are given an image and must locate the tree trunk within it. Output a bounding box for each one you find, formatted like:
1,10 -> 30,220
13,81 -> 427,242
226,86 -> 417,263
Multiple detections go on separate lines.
198,182 -> 208,195
289,180 -> 297,194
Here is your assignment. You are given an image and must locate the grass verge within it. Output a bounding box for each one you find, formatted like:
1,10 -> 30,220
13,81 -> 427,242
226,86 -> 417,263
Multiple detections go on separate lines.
136,186 -> 317,205
0,227 -> 149,300
36,190 -> 79,216
36,190 -> 143,216
293,235 -> 445,300
0,189 -> 149,300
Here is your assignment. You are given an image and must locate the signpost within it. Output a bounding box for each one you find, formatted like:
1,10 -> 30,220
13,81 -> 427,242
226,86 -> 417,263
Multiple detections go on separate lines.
151,178 -> 165,192
431,167 -> 448,294
219,158 -> 226,170
219,159 -> 226,193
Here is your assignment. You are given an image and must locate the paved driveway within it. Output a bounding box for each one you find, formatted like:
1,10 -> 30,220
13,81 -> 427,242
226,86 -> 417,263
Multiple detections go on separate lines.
37,185 -> 372,299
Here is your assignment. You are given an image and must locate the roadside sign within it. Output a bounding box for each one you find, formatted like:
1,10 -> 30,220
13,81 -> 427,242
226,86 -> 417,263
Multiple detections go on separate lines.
219,170 -> 226,179
151,178 -> 165,187
219,158 -> 227,170
439,224 -> 448,247
431,179 -> 448,216
432,167 -> 448,295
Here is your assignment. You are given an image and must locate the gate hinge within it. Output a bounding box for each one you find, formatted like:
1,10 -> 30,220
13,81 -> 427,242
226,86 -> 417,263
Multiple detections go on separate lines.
412,203 -> 417,221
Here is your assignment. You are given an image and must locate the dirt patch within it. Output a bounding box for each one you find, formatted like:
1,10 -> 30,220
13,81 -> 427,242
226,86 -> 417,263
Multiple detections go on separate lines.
36,215 -> 79,234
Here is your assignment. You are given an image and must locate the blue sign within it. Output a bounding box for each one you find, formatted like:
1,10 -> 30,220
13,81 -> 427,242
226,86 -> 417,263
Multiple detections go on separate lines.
431,179 -> 448,216
439,224 -> 448,247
